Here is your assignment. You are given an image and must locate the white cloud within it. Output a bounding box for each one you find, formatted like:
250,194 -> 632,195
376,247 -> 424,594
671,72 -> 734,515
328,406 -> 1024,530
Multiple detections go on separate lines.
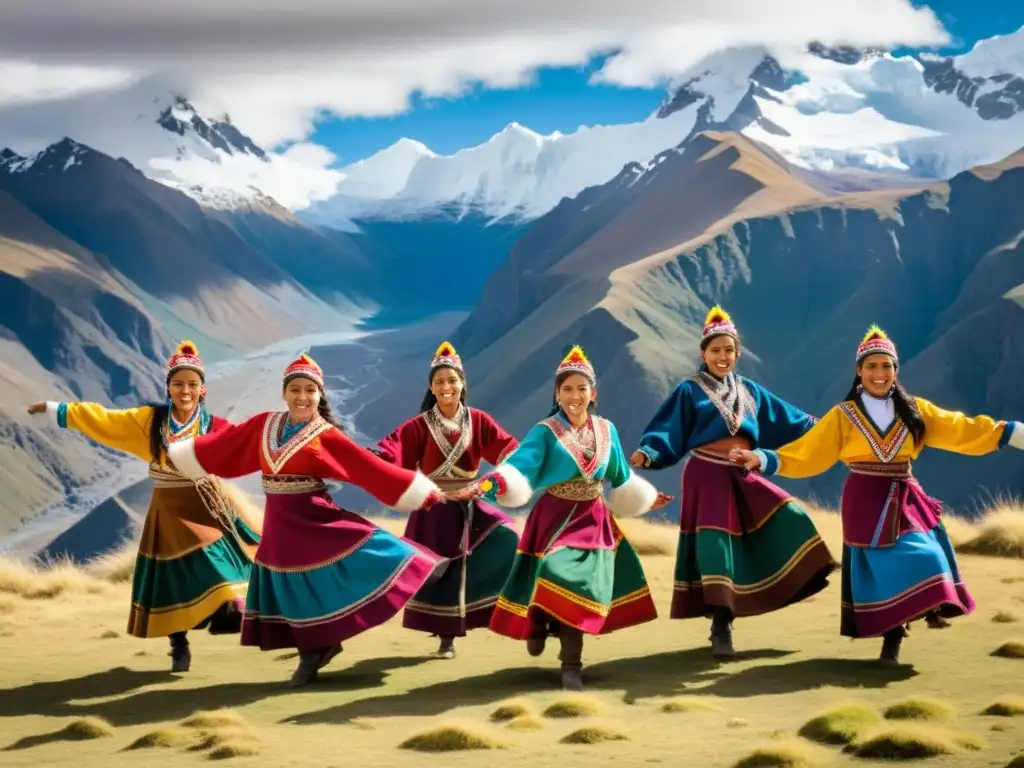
0,0 -> 949,148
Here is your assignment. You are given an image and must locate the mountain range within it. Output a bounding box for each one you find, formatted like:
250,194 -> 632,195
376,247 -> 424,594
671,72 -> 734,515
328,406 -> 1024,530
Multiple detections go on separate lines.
1,27 -> 1023,547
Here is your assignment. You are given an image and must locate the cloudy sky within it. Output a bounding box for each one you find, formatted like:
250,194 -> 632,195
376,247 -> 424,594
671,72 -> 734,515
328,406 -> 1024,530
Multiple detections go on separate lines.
0,0 -> 1019,208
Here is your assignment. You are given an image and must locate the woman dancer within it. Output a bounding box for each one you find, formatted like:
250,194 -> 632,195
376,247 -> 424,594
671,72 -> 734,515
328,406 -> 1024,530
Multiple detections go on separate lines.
731,325 -> 1023,663
463,345 -> 672,691
372,341 -> 520,659
28,341 -> 261,672
168,352 -> 453,686
629,306 -> 836,658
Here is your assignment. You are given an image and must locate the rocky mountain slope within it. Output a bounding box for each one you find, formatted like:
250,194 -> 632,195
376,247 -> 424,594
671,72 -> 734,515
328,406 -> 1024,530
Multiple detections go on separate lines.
446,132 -> 1024,513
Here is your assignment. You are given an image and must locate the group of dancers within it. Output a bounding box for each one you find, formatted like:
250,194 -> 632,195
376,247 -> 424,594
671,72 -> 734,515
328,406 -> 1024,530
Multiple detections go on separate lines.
27,306 -> 1024,691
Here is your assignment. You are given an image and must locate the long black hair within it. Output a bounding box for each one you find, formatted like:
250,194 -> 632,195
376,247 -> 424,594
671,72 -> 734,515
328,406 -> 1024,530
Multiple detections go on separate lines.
548,370 -> 598,418
844,372 -> 925,446
420,365 -> 468,413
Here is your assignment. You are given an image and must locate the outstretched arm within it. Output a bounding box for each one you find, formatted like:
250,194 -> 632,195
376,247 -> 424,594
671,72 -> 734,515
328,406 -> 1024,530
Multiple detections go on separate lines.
633,381 -> 694,470
167,414 -> 265,479
748,380 -> 818,449
30,401 -> 154,462
916,398 -> 1023,455
478,423 -> 550,509
734,405 -> 845,478
604,422 -> 663,517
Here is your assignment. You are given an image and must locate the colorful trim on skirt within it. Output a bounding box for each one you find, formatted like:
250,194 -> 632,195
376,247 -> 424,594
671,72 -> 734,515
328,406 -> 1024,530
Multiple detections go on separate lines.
402,498 -> 519,637
840,523 -> 975,638
127,485 -> 259,639
671,450 -> 836,619
488,492 -> 657,640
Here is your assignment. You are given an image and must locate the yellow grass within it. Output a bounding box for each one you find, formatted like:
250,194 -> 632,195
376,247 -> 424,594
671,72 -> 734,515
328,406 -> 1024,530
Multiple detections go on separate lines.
982,696 -> 1024,716
956,502 -> 1024,558
797,702 -> 881,745
62,716 -> 116,740
850,724 -> 983,759
617,517 -> 676,556
125,728 -> 196,750
399,722 -> 513,751
559,723 -> 629,744
542,694 -> 604,718
489,697 -> 535,721
733,739 -> 822,768
881,696 -> 956,722
992,610 -> 1018,623
0,510 -> 1022,768
992,640 -> 1024,658
658,696 -> 721,713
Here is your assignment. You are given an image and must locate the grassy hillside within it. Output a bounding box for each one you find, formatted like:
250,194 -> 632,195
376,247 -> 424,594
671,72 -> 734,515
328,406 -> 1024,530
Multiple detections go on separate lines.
1,499 -> 1022,768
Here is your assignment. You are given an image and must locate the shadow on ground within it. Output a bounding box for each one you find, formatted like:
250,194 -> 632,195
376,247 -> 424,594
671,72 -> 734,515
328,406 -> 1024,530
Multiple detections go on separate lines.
0,656 -> 430,733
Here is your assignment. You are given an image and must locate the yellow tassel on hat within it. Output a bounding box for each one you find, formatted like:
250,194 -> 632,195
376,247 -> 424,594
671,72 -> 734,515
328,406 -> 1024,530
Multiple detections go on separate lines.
434,340 -> 457,357
175,339 -> 199,356
861,324 -> 889,343
560,344 -> 590,366
704,305 -> 732,326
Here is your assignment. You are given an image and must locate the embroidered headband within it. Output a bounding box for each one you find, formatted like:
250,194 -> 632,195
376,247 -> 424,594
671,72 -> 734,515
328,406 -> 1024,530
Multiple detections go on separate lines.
167,340 -> 205,381
430,340 -> 464,375
556,344 -> 596,386
701,305 -> 739,345
283,352 -> 325,389
856,324 -> 898,366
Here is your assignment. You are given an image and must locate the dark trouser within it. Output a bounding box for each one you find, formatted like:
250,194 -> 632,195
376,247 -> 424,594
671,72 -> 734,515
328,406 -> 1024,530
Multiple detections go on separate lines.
557,625 -> 583,670
711,606 -> 733,634
170,631 -> 189,652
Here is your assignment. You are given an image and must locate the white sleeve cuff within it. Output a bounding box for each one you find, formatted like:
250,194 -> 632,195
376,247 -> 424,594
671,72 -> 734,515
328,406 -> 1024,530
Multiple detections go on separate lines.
393,470 -> 441,513
167,439 -> 208,479
606,470 -> 659,518
44,401 -> 62,427
493,463 -> 534,508
1009,421 -> 1024,451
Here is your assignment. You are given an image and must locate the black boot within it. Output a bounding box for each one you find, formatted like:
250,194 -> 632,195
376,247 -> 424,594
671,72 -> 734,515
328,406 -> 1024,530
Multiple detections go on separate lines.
436,635 -> 456,659
289,643 -> 342,687
207,601 -> 243,635
924,610 -> 950,629
526,616 -> 551,657
710,607 -> 735,658
169,632 -> 191,673
557,625 -> 584,691
879,625 -> 907,665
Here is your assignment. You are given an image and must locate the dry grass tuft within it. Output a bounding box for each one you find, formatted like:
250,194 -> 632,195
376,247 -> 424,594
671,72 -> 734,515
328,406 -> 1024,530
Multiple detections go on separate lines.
489,697 -> 535,722
798,702 -> 881,745
126,728 -> 196,750
0,555 -> 112,600
728,717 -> 750,728
956,503 -> 1024,558
0,594 -> 18,614
993,611 -> 1019,623
188,728 -> 257,752
399,722 -> 513,751
991,722 -> 1011,732
982,696 -> 1024,716
732,739 -> 822,768
559,723 -> 629,744
543,694 -> 604,718
506,715 -> 545,732
61,716 -> 115,740
1006,753 -> 1024,768
992,640 -> 1024,658
180,709 -> 249,730
99,630 -> 119,639
87,545 -> 137,584
616,517 -> 677,556
207,739 -> 262,760
349,717 -> 376,730
882,696 -> 956,722
850,724 -> 982,759
658,696 -> 721,714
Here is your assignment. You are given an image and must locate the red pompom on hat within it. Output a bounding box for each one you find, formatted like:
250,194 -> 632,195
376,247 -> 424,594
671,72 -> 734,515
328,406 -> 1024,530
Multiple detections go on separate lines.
556,344 -> 596,386
167,340 -> 205,380
283,352 -> 324,389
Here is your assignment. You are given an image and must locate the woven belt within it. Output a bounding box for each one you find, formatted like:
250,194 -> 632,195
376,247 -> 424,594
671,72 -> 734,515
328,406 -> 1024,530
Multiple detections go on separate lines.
849,461 -> 912,479
548,480 -> 602,501
148,465 -> 195,488
691,448 -> 737,467
261,474 -> 327,494
432,476 -> 477,490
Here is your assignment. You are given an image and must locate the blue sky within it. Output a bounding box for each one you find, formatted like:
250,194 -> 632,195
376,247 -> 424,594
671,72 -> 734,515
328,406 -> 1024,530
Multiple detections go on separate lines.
311,1 -> 1022,165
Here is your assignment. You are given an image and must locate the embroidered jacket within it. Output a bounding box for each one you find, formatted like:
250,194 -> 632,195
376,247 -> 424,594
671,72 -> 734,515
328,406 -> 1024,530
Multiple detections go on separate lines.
635,376 -> 817,469
43,400 -> 227,478
374,405 -> 519,481
167,411 -> 442,514
756,395 -> 1023,477
480,410 -> 658,518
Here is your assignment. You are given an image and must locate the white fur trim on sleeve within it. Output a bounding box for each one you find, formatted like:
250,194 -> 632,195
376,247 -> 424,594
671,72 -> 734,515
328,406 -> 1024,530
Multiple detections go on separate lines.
493,463 -> 534,509
606,470 -> 659,518
166,439 -> 208,480
1009,421 -> 1024,451
44,401 -> 62,427
393,470 -> 441,513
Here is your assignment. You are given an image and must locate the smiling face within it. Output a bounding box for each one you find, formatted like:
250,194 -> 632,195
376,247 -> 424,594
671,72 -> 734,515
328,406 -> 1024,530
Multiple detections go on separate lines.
284,376 -> 321,423
556,373 -> 594,424
430,367 -> 464,415
167,369 -> 204,419
701,334 -> 739,378
857,353 -> 897,398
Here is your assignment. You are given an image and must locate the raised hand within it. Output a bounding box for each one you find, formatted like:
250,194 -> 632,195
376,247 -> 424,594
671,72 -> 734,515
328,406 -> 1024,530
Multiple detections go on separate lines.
443,484 -> 481,503
651,492 -> 675,511
26,402 -> 47,415
728,448 -> 761,471
628,451 -> 647,468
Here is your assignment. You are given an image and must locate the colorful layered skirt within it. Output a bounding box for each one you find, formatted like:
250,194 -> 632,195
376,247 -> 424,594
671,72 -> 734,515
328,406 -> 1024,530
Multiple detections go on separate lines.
489,480 -> 657,640
839,462 -> 974,639
241,475 -> 447,652
671,449 -> 837,620
402,492 -> 519,637
127,470 -> 261,639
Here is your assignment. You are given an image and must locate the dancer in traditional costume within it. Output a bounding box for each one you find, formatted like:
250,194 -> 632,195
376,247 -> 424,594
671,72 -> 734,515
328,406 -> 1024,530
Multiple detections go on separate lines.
168,352 -> 452,686
462,345 -> 672,691
27,341 -> 261,672
731,325 -> 1024,663
372,341 -> 520,659
629,307 -> 836,657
